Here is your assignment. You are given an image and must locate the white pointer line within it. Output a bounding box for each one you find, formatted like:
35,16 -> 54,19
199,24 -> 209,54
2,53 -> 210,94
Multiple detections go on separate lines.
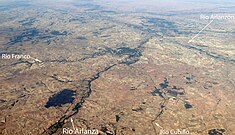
70,118 -> 75,130
188,19 -> 214,43
155,123 -> 163,129
30,57 -> 42,63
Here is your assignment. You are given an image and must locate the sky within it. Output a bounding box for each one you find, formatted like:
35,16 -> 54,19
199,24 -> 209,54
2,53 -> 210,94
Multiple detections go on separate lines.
0,0 -> 235,13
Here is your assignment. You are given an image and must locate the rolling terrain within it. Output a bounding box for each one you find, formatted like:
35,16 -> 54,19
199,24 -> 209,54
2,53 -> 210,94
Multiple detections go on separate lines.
0,0 -> 235,135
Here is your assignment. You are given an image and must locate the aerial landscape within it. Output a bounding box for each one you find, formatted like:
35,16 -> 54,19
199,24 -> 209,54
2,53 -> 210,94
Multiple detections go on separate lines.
0,0 -> 235,135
